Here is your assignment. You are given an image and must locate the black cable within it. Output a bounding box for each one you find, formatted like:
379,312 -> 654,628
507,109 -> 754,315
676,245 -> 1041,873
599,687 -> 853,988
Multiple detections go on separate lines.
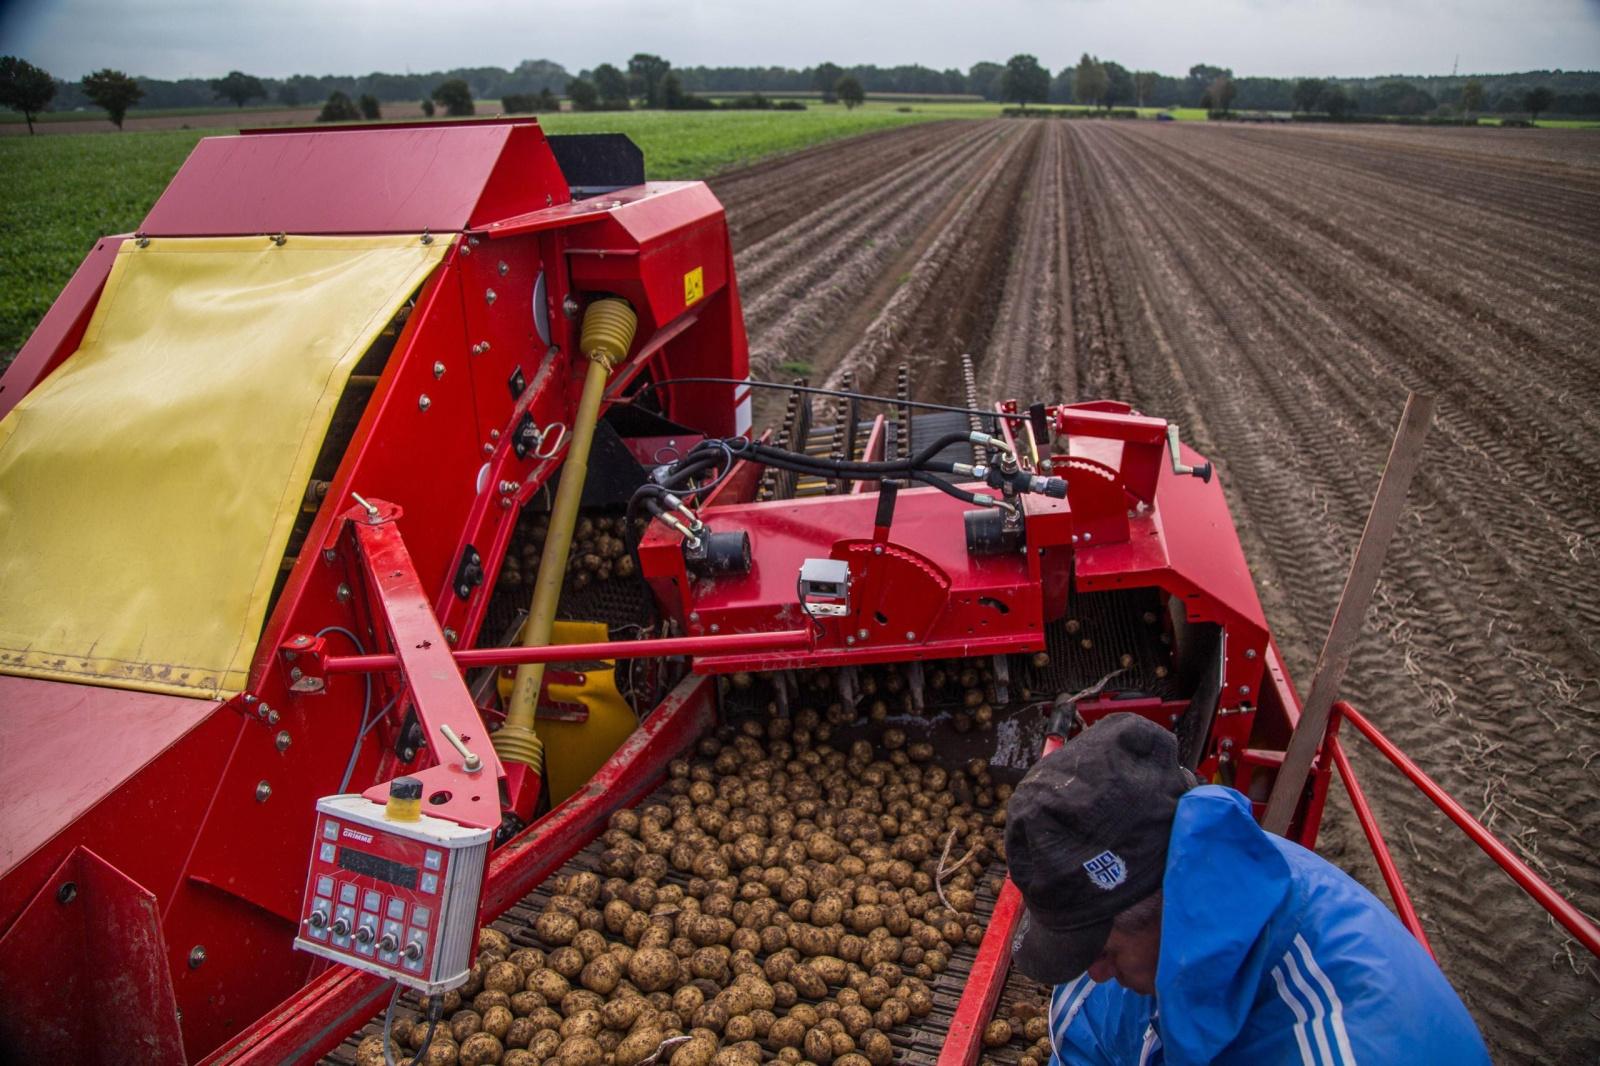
382,982 -> 442,1066
625,375 -> 1028,423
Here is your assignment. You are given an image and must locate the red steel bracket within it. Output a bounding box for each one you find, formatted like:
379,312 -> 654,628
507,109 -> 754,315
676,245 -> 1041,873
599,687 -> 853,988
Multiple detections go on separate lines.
305,499 -> 505,830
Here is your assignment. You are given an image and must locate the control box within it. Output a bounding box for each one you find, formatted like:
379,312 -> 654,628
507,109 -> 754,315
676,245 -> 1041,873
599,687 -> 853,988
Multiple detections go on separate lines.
294,794 -> 491,993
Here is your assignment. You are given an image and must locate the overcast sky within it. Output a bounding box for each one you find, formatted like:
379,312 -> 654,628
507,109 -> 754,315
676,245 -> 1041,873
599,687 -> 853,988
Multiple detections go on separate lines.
3,0 -> 1597,81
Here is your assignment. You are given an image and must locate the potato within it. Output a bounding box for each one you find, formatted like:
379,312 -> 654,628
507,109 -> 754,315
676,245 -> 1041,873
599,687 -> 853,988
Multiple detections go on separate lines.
450,1011 -> 483,1044
502,1052 -> 538,1066
552,1034 -> 603,1066
479,928 -> 512,957
504,1016 -> 537,1049
578,953 -> 622,995
535,911 -> 581,946
983,1019 -> 1012,1047
627,946 -> 680,992
459,1032 -> 503,1066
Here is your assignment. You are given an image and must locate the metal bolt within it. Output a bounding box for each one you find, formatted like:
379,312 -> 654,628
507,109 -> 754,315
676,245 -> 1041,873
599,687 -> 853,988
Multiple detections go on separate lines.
489,429 -> 500,441
1071,534 -> 1080,543
266,709 -> 280,726
57,882 -> 77,904
483,443 -> 494,455
289,667 -> 303,681
433,361 -> 446,379
420,232 -> 434,245
293,634 -> 310,646
244,694 -> 258,704
189,945 -> 207,969
500,496 -> 513,508
271,233 -> 287,247
1239,685 -> 1251,695
709,624 -> 720,634
444,627 -> 458,644
472,341 -> 489,355
497,261 -> 509,276
401,747 -> 416,762
323,549 -> 338,564
336,583 -> 351,602
1083,532 -> 1093,542
905,631 -> 916,640
485,288 -> 497,305
562,295 -> 579,318
459,242 -> 470,256
845,635 -> 855,645
689,612 -> 700,623
858,628 -> 869,639
1245,648 -> 1258,660
418,394 -> 431,411
873,545 -> 883,555
255,781 -> 272,802
498,480 -> 518,493
275,731 -> 292,752
257,703 -> 272,720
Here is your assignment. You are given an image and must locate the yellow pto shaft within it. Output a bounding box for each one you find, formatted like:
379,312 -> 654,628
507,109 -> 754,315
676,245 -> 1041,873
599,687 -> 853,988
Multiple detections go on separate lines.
493,298 -> 638,772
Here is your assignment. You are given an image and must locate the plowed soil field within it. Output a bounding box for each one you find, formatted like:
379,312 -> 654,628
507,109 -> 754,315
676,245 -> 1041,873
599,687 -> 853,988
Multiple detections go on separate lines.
711,119 -> 1600,1064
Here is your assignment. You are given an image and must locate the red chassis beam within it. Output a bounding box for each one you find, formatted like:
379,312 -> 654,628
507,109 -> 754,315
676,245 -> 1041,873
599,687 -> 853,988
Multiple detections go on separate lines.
203,673 -> 716,1066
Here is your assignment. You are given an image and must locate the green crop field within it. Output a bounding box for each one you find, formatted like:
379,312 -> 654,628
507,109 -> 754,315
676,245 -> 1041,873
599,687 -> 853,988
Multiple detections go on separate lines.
0,104 -> 990,362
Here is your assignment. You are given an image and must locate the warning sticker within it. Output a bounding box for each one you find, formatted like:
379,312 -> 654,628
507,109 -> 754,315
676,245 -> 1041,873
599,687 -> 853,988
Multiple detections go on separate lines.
684,266 -> 704,307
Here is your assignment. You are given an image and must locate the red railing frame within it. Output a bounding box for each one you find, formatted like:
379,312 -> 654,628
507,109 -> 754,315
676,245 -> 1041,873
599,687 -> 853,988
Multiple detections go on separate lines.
1327,699 -> 1600,959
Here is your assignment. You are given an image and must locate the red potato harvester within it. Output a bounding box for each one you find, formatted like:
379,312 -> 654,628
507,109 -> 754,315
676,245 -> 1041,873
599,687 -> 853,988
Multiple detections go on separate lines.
0,119 -> 1593,1065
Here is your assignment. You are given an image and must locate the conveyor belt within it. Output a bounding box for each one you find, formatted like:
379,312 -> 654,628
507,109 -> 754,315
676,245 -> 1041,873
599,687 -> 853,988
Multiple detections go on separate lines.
321,777 -> 1004,1065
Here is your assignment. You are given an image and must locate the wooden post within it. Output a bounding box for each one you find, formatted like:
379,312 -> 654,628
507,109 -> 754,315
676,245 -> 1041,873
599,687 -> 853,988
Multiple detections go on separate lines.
1262,392 -> 1435,836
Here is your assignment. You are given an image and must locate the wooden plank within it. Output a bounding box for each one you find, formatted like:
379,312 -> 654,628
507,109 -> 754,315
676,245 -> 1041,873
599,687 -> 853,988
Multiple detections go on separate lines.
1262,392 -> 1435,836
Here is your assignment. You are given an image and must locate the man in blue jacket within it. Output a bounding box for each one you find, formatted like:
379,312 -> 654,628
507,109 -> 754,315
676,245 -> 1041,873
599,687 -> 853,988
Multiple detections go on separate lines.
1005,712 -> 1489,1065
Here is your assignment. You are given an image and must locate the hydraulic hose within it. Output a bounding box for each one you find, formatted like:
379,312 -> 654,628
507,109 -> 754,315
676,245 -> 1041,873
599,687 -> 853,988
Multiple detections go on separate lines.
494,298 -> 637,773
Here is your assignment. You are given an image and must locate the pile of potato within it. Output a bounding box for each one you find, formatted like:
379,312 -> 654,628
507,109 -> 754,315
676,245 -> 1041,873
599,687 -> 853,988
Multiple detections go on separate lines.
498,513 -> 642,594
975,988 -> 1054,1066
358,707 -> 1010,1066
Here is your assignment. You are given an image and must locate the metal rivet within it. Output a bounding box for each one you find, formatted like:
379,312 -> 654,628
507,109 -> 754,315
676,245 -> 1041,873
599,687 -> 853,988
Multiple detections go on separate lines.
489,429 -> 500,441
1239,685 -> 1251,695
485,288 -> 497,305
1083,532 -> 1093,542
266,708 -> 279,725
857,629 -> 868,639
323,549 -> 338,564
709,624 -> 720,634
257,703 -> 272,720
271,232 -> 287,246
483,443 -> 495,455
433,361 -> 446,379
420,232 -> 434,245
292,634 -> 310,646
189,945 -> 207,969
497,261 -> 509,276
905,631 -> 916,641
444,627 -> 458,644
689,612 -> 700,623
336,583 -> 351,602
873,545 -> 883,555
418,394 -> 431,412
255,781 -> 272,802
57,882 -> 77,904
845,635 -> 855,645
500,497 -> 513,508
275,731 -> 292,752
1245,648 -> 1258,660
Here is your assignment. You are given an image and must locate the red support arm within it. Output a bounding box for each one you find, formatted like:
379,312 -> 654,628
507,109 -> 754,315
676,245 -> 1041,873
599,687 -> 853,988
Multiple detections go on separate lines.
318,628 -> 814,676
324,501 -> 505,830
1325,727 -> 1434,956
1335,701 -> 1600,958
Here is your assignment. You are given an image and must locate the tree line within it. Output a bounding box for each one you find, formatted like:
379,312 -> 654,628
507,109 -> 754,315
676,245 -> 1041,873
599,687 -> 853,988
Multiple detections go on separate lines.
2,51 -> 1596,131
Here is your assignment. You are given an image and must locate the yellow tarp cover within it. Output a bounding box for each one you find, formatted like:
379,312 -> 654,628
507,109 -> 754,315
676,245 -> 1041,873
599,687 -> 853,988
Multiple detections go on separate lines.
0,234 -> 447,699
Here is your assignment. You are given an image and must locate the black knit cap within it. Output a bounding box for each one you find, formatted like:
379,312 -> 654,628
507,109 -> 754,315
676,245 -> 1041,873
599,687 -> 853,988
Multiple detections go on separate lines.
1005,713 -> 1193,985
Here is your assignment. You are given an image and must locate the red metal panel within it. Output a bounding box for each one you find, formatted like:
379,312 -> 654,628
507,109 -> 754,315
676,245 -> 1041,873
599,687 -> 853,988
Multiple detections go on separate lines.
202,674 -> 715,1066
0,847 -> 185,1063
142,124 -> 568,237
0,676 -> 217,879
0,236 -> 122,420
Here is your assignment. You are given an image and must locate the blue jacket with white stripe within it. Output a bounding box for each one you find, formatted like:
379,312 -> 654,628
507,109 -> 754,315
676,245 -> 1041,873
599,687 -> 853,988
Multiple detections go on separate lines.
1047,785 -> 1489,1066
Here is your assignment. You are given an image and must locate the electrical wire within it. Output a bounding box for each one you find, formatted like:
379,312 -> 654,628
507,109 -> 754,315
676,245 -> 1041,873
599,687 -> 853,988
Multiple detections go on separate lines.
382,980 -> 442,1066
316,625 -> 378,795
